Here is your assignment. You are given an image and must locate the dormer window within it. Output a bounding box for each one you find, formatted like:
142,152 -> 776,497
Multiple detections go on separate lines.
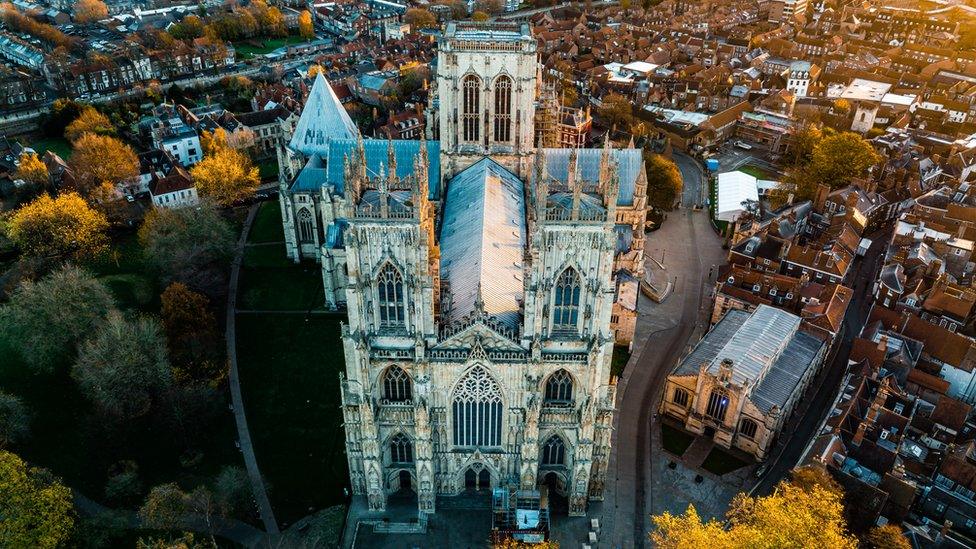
752,284 -> 761,292
769,288 -> 777,296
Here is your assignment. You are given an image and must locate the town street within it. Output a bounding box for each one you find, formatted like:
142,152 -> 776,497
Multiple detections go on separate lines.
600,155 -> 726,547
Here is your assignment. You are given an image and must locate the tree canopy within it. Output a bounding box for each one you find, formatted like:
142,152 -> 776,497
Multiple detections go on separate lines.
13,152 -> 48,188
0,451 -> 74,548
598,93 -> 636,135
7,192 -> 108,260
772,129 -> 879,206
0,392 -> 29,449
190,145 -> 260,206
64,107 -> 114,143
651,476 -> 857,548
73,311 -> 172,420
298,10 -> 314,40
404,8 -> 438,29
864,524 -> 910,549
645,153 -> 683,211
69,133 -> 140,198
0,265 -> 115,373
73,0 -> 108,22
160,282 -> 224,385
139,205 -> 235,296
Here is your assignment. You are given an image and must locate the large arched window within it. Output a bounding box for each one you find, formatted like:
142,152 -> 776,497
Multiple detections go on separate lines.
383,365 -> 412,403
705,389 -> 729,422
452,365 -> 502,448
544,370 -> 573,405
540,435 -> 566,466
298,208 -> 314,242
553,268 -> 582,332
390,433 -> 413,464
672,387 -> 689,408
739,418 -> 758,440
493,75 -> 512,144
461,75 -> 481,143
377,264 -> 405,328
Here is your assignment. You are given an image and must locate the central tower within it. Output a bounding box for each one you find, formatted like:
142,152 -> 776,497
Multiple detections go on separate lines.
436,22 -> 538,179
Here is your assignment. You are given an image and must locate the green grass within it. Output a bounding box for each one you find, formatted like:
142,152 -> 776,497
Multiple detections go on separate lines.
233,35 -> 308,58
243,244 -> 292,269
610,344 -> 631,378
737,165 -> 776,181
99,273 -> 157,311
26,136 -> 72,159
700,447 -> 749,475
235,313 -> 348,526
257,160 -> 279,181
661,423 -> 695,457
238,262 -> 323,310
248,201 -> 284,244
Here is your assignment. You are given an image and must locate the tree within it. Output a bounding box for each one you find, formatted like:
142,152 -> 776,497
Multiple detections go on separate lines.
13,152 -> 49,188
72,0 -> 107,22
807,131 -> 879,188
137,532 -> 211,549
0,451 -> 74,548
43,99 -> 84,139
863,524 -> 910,549
160,282 -> 224,385
789,465 -> 842,497
64,107 -> 114,143
140,484 -> 218,544
645,154 -> 683,211
298,9 -> 314,40
472,10 -> 489,21
264,6 -> 287,37
190,147 -> 260,206
168,15 -> 205,40
8,192 -> 108,260
404,8 -> 437,29
212,466 -> 252,519
598,93 -> 635,135
138,205 -> 235,296
651,481 -> 857,548
786,124 -> 822,167
0,392 -> 29,449
72,311 -> 172,420
620,0 -> 631,8
0,265 -> 115,373
104,461 -> 141,505
69,133 -> 139,198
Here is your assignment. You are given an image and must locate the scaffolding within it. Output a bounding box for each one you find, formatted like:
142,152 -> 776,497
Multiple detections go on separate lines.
490,487 -> 550,544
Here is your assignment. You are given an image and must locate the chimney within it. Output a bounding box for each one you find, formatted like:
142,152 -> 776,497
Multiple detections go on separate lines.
878,333 -> 888,353
852,420 -> 868,446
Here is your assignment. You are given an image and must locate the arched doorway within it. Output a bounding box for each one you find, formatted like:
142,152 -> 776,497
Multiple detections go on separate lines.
542,472 -> 568,516
398,470 -> 413,493
463,466 -> 491,492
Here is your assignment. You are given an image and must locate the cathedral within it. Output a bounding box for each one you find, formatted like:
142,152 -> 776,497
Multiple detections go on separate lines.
275,22 -> 647,516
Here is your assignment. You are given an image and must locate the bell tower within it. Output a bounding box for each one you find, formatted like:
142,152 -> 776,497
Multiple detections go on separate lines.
436,22 -> 538,179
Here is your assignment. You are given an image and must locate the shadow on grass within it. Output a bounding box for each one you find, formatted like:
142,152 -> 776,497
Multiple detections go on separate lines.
661,423 -> 695,457
701,447 -> 749,476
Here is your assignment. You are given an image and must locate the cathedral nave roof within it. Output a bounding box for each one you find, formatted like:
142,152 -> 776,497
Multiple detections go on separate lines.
439,158 -> 526,331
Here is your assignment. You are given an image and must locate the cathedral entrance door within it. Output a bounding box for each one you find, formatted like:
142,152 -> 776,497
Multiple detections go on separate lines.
463,466 -> 491,491
398,470 -> 413,493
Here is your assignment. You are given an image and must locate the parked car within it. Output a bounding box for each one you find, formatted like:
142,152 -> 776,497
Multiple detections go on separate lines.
734,140 -> 753,150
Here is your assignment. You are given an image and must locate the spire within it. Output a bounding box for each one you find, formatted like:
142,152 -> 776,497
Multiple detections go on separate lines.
570,146 -> 582,221
386,138 -> 397,187
288,71 -> 359,155
474,282 -> 485,316
534,150 -> 548,222
356,131 -> 367,181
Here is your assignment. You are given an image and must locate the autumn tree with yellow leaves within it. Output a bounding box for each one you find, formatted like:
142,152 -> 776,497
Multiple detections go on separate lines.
8,192 -> 108,259
298,10 -> 314,40
651,471 -> 857,549
0,451 -> 74,548
69,133 -> 139,198
64,106 -> 114,143
13,151 -> 48,186
190,137 -> 259,207
73,0 -> 108,22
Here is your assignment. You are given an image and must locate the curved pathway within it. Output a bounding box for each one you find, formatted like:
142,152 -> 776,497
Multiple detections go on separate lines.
226,203 -> 280,540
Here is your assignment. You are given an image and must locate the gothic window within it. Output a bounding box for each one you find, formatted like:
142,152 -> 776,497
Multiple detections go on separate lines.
383,365 -> 412,403
389,433 -> 413,464
377,264 -> 405,328
544,370 -> 573,405
461,75 -> 481,143
493,75 -> 512,143
553,268 -> 582,332
705,389 -> 729,422
540,435 -> 566,466
739,418 -> 758,440
452,366 -> 503,448
298,208 -> 314,242
672,387 -> 689,408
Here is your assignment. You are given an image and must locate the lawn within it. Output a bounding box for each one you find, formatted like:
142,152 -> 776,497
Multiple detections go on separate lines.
737,165 -> 777,181
84,231 -> 160,312
26,135 -> 72,159
661,423 -> 695,457
257,159 -> 279,182
233,35 -> 308,59
700,447 -> 749,476
248,201 -> 284,244
235,313 -> 349,526
238,261 -> 323,310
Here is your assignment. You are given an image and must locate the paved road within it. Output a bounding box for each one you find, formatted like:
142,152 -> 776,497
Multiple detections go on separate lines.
751,227 -> 890,496
601,156 -> 725,547
673,151 -> 705,208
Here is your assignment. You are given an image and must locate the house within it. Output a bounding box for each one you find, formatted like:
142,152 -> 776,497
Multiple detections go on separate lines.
149,166 -> 198,209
